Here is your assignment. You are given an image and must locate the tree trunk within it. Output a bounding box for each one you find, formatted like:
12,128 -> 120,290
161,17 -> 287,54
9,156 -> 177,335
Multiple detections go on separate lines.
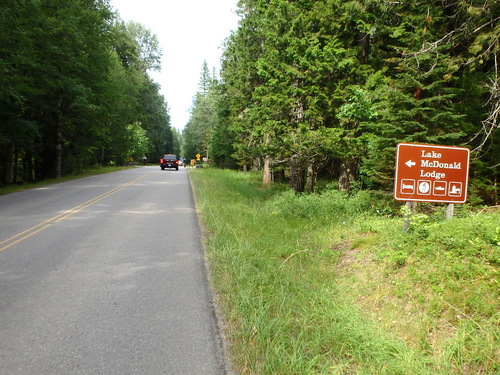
56,127 -> 62,179
494,168 -> 498,206
23,151 -> 34,183
357,32 -> 370,64
262,155 -> 272,184
4,143 -> 14,184
13,145 -> 18,184
289,155 -> 305,193
306,163 -> 315,191
338,158 -> 358,191
99,148 -> 105,167
56,96 -> 63,179
262,133 -> 272,184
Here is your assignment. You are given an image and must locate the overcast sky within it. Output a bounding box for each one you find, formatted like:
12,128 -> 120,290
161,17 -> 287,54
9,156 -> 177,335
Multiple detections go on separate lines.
110,0 -> 240,131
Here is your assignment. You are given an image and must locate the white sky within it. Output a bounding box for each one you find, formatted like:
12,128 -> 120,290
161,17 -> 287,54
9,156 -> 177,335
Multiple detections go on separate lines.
110,0 -> 240,131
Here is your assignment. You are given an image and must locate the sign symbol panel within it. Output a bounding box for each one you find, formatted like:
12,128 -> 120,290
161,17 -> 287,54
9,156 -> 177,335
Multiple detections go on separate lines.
400,179 -> 415,194
433,181 -> 447,196
449,182 -> 462,197
417,181 -> 431,194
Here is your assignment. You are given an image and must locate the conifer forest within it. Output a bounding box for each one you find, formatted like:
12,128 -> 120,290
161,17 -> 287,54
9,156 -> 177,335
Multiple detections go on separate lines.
1,0 -> 499,205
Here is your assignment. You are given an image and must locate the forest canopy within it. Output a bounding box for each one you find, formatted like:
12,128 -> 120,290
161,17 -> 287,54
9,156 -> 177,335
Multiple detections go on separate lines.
184,0 -> 499,205
2,0 -> 498,205
0,0 -> 178,183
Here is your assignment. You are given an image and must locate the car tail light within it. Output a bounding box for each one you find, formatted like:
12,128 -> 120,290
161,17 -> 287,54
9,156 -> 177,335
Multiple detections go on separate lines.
160,158 -> 165,164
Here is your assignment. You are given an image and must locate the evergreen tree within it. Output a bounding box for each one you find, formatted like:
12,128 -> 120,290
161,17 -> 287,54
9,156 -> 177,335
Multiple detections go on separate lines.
0,0 -> 115,180
220,0 -> 267,171
182,63 -> 218,161
0,1 -> 172,183
199,60 -> 212,94
218,0 -> 498,199
209,83 -> 237,168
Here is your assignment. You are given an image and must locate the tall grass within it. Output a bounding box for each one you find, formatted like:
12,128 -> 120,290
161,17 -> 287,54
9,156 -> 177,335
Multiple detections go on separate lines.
190,168 -> 499,374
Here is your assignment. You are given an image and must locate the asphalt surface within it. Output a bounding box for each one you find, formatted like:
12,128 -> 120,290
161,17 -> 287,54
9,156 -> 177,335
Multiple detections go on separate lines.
0,167 -> 227,374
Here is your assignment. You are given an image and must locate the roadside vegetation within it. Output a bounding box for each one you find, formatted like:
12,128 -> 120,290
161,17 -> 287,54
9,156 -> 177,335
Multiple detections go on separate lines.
190,168 -> 499,374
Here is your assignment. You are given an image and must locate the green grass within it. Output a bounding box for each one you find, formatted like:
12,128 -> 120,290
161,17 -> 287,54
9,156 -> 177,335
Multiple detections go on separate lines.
0,166 -> 134,195
190,168 -> 499,374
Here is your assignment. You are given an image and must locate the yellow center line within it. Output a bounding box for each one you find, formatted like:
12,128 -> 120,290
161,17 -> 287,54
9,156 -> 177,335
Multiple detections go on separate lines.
0,174 -> 151,252
0,224 -> 53,252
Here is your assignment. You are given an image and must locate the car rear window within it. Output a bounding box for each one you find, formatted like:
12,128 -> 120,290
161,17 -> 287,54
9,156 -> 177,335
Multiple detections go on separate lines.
164,155 -> 177,160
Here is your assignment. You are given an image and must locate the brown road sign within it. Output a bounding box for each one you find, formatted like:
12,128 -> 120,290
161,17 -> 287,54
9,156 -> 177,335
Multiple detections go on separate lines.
394,143 -> 470,203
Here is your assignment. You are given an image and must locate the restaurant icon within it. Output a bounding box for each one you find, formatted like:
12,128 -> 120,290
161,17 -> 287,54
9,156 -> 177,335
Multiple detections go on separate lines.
417,180 -> 431,195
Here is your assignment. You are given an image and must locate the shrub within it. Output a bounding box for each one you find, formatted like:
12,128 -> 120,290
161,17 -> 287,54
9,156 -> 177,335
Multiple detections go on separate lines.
267,188 -> 378,223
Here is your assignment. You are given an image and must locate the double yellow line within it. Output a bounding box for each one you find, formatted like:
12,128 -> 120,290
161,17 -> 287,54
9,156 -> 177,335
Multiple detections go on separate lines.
0,174 -> 150,252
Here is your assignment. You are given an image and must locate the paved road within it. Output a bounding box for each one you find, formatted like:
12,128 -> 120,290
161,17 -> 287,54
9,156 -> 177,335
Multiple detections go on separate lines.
0,167 -> 226,374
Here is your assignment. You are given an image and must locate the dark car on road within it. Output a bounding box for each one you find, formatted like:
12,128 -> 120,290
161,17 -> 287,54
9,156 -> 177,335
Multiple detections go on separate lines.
160,154 -> 179,170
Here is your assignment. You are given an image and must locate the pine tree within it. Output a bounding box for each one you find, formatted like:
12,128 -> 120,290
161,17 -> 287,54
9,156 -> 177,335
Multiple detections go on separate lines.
199,61 -> 212,94
182,62 -> 218,160
215,0 -> 498,201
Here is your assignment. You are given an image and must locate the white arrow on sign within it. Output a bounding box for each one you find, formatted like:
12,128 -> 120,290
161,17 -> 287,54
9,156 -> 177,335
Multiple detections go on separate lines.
405,160 -> 416,168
